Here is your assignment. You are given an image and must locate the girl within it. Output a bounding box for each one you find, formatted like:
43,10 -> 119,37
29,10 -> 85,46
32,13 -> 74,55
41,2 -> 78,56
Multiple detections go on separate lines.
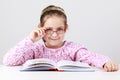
3,5 -> 119,72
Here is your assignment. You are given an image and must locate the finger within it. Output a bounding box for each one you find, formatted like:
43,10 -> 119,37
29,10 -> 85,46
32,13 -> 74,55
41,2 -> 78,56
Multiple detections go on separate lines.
113,63 -> 119,71
38,23 -> 41,28
109,63 -> 114,72
39,29 -> 42,36
103,66 -> 108,72
110,63 -> 115,72
41,29 -> 46,36
111,63 -> 119,71
39,28 -> 46,35
103,63 -> 109,72
105,64 -> 112,72
106,66 -> 110,72
34,30 -> 40,37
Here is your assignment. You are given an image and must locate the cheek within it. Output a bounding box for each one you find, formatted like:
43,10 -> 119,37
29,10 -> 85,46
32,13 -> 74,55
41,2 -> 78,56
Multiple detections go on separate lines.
59,35 -> 65,40
44,34 -> 65,40
43,35 -> 50,41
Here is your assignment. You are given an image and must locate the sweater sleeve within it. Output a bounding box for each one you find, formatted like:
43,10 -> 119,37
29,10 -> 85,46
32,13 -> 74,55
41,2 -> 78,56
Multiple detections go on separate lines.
75,48 -> 111,69
3,37 -> 35,66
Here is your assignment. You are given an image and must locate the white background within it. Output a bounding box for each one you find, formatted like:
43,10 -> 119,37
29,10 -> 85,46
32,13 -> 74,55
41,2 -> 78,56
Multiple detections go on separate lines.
0,0 -> 120,64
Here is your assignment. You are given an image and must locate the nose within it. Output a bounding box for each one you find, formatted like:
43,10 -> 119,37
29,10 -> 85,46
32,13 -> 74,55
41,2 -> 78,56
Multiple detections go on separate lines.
51,31 -> 58,37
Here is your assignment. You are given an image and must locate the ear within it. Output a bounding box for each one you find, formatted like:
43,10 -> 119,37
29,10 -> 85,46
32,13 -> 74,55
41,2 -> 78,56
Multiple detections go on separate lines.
65,24 -> 68,32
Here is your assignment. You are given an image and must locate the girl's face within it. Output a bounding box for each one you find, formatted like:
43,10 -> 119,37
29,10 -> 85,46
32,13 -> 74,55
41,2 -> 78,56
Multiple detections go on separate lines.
43,16 -> 67,48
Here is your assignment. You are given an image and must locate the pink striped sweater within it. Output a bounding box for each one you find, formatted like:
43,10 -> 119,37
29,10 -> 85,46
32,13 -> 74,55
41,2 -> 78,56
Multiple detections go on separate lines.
3,37 -> 111,68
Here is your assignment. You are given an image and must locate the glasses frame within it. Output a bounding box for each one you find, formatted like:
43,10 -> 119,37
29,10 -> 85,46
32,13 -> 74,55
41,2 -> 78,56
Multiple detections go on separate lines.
45,28 -> 65,35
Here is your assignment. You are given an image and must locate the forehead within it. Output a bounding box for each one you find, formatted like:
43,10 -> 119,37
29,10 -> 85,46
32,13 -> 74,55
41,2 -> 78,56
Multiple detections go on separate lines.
43,16 -> 65,29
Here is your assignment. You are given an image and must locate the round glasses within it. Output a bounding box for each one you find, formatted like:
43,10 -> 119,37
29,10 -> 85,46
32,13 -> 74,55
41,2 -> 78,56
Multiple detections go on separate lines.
45,28 -> 65,35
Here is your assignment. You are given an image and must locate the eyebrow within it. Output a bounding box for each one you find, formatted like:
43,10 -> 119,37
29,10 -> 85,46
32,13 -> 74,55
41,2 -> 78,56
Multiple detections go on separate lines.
45,26 -> 65,29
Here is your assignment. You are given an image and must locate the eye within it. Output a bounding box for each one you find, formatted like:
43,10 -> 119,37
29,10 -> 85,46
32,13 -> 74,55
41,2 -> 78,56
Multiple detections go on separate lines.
45,28 -> 52,33
57,28 -> 64,31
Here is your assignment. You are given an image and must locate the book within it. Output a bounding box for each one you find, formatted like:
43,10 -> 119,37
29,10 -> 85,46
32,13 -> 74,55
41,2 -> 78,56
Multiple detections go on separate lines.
20,58 -> 95,72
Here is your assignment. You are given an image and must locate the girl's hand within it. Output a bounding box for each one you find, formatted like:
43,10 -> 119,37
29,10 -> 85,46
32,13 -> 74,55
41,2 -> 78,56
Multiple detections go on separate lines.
103,61 -> 119,72
29,24 -> 46,42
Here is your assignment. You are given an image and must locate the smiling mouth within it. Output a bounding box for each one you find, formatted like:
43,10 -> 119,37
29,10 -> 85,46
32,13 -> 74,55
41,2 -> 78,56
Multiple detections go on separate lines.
50,38 -> 59,40
51,39 -> 58,40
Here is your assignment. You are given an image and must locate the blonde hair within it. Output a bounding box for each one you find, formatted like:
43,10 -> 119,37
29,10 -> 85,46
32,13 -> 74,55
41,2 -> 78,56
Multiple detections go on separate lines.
41,5 -> 65,16
40,5 -> 67,27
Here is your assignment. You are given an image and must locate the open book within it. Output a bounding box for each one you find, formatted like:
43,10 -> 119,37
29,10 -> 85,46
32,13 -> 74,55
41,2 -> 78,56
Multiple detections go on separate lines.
21,58 -> 95,72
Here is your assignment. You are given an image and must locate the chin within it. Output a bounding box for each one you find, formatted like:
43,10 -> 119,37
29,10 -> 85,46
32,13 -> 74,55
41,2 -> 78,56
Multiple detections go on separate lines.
46,39 -> 63,47
49,41 -> 61,46
50,43 -> 59,46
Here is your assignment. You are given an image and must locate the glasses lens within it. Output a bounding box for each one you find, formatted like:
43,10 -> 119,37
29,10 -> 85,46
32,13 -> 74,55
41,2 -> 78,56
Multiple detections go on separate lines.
45,28 -> 65,34
45,28 -> 52,34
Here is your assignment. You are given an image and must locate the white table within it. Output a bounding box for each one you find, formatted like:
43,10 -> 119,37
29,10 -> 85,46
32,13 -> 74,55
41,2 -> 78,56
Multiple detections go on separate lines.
0,65 -> 120,80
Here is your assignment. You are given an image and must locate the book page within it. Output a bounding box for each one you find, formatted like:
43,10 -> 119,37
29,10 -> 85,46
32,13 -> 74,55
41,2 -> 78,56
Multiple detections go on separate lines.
57,60 -> 91,69
21,59 -> 95,71
22,58 -> 57,70
56,60 -> 95,72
